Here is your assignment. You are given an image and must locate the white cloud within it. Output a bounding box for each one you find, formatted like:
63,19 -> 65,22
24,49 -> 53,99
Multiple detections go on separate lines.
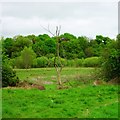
1,2 -> 118,39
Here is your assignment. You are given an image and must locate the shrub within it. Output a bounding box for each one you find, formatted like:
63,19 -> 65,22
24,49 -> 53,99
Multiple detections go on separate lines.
83,57 -> 101,67
74,58 -> 84,67
14,47 -> 36,69
48,58 -> 54,67
2,63 -> 19,87
46,53 -> 55,59
100,35 -> 120,82
32,59 -> 37,68
14,56 -> 23,69
49,57 -> 67,67
8,58 -> 16,68
66,60 -> 76,67
36,56 -> 48,68
60,58 -> 67,67
20,47 -> 36,69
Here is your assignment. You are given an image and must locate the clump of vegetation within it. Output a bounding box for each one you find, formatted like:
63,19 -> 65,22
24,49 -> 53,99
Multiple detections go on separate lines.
101,34 -> 120,82
35,56 -> 48,68
2,53 -> 19,87
15,47 -> 36,69
83,57 -> 101,67
2,63 -> 19,87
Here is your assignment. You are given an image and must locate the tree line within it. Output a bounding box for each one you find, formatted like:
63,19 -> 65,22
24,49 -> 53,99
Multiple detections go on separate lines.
2,33 -> 114,69
2,33 -> 113,59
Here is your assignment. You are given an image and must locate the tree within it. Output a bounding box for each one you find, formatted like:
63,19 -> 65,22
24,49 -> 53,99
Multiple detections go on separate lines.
12,35 -> 32,58
20,47 -> 36,69
101,34 -> 120,82
2,38 -> 15,58
54,26 -> 63,86
42,25 -> 64,87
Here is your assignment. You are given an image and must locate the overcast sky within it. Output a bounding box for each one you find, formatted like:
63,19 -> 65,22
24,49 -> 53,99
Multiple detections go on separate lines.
0,1 -> 118,39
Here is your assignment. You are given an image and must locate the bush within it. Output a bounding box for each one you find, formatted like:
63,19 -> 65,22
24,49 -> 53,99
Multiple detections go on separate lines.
8,58 -> 16,68
36,56 -> 48,68
66,60 -> 76,67
14,56 -> 23,69
46,53 -> 55,59
48,58 -> 54,67
20,47 -> 36,69
49,57 -> 67,67
14,47 -> 36,69
74,58 -> 84,67
83,57 -> 101,67
60,58 -> 67,67
2,63 -> 19,87
32,59 -> 37,68
101,48 -> 120,81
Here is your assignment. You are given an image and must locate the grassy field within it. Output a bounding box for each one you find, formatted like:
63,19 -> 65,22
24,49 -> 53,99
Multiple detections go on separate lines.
15,67 -> 96,86
2,67 -> 119,118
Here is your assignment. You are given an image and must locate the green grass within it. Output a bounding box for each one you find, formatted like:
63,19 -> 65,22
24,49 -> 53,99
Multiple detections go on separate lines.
2,85 -> 118,118
15,67 -> 96,85
2,67 -> 119,118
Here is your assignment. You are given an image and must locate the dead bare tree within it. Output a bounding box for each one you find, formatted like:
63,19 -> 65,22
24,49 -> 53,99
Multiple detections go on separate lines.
41,25 -> 63,87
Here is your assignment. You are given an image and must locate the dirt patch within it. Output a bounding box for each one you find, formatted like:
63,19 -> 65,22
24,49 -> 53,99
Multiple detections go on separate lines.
43,81 -> 53,84
108,77 -> 120,84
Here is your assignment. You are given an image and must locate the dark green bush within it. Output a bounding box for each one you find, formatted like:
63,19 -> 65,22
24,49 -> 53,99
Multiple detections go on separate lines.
2,63 -> 19,87
101,34 -> 120,82
101,48 -> 120,81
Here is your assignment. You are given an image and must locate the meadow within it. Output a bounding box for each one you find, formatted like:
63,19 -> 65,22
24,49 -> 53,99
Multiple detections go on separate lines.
2,67 -> 119,118
15,67 -> 96,86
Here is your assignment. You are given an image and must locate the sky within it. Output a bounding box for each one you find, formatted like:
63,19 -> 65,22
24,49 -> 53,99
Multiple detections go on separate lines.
0,1 -> 118,39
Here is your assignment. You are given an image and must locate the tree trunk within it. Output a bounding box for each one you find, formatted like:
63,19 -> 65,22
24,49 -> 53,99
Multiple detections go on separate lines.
57,70 -> 62,85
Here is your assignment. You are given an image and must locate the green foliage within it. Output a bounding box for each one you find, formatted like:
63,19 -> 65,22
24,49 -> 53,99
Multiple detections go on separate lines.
2,53 -> 19,87
15,47 -> 36,69
8,58 -> 16,68
84,47 -> 94,57
83,57 -> 101,67
74,58 -> 84,67
66,60 -> 76,67
2,33 -> 115,63
14,56 -> 23,69
2,63 -> 19,87
52,57 -> 67,67
32,34 -> 55,57
101,35 -> 120,81
2,38 -> 15,58
36,56 -> 48,68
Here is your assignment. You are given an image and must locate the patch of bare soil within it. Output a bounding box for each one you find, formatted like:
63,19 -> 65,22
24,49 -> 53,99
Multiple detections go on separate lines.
108,77 -> 120,84
12,81 -> 46,90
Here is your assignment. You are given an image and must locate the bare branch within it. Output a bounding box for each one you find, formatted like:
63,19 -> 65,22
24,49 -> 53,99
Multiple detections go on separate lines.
60,66 -> 63,72
58,25 -> 61,36
40,25 -> 55,37
56,26 -> 58,36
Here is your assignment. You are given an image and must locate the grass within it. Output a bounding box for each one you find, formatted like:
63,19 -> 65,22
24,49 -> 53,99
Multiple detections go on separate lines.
15,67 -> 96,85
2,85 -> 118,118
2,67 -> 119,118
